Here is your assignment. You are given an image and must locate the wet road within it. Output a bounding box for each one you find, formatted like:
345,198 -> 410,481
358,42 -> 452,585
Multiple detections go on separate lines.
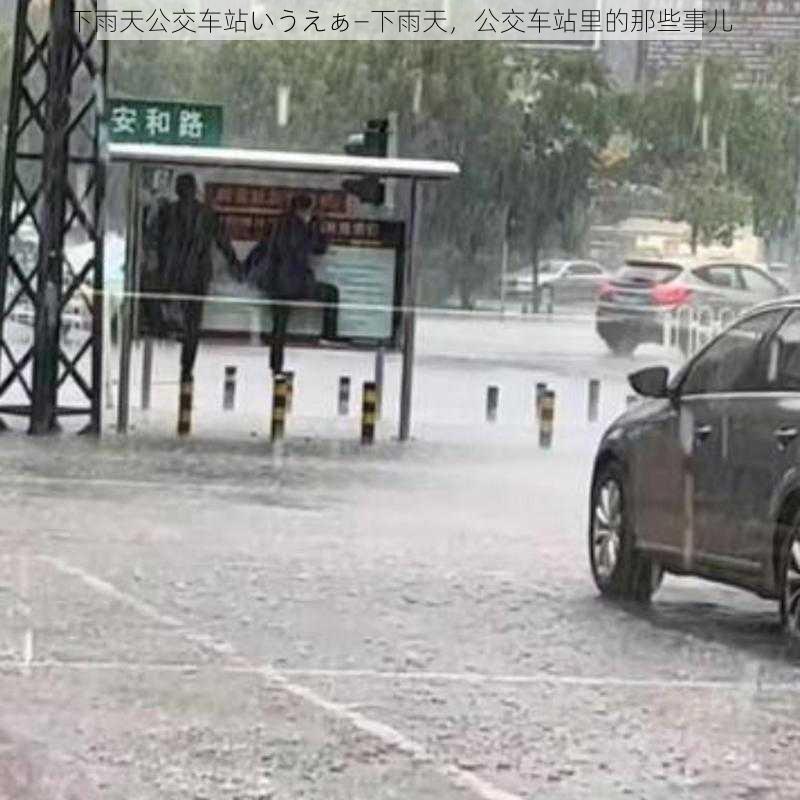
1,315 -> 799,799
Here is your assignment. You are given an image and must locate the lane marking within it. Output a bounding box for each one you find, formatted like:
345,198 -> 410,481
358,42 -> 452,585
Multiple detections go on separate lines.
38,555 -> 523,800
0,658 -> 797,694
0,474 -> 323,507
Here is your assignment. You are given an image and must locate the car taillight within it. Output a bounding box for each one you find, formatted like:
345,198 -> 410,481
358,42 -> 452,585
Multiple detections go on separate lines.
651,283 -> 692,306
599,281 -> 615,300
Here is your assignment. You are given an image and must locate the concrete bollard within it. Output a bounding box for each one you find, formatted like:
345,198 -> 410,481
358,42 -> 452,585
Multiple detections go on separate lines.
141,338 -> 153,411
271,374 -> 288,441
284,370 -> 295,414
486,385 -> 499,422
223,365 -> 237,411
338,376 -> 350,416
177,378 -> 193,437
535,382 -> 547,417
588,379 -> 600,422
539,389 -> 555,449
361,381 -> 377,444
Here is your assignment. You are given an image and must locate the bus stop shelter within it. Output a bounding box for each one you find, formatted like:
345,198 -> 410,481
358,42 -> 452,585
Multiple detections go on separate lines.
108,142 -> 460,441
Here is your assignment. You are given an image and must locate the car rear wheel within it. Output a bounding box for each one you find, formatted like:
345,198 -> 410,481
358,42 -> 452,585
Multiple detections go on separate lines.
778,517 -> 800,644
589,460 -> 662,602
600,332 -> 638,357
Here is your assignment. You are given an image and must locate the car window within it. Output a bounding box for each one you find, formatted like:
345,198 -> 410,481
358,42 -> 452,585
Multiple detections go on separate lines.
568,263 -> 602,276
737,265 -> 783,296
694,265 -> 742,290
766,310 -> 800,391
617,262 -> 682,285
680,310 -> 786,396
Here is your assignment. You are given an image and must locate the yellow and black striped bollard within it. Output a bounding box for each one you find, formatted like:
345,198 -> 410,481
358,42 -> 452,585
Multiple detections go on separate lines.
361,381 -> 377,445
271,374 -> 288,441
284,371 -> 294,414
177,378 -> 193,437
539,389 -> 555,449
535,381 -> 547,418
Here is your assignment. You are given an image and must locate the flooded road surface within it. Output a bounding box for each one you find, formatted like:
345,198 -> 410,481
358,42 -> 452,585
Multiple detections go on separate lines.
0,315 -> 796,799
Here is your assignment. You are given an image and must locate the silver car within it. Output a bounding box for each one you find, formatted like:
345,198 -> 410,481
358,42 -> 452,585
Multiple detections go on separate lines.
589,296 -> 800,643
596,258 -> 787,355
503,259 -> 608,305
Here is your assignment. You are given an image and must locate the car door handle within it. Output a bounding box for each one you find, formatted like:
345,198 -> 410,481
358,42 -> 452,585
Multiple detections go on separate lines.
694,424 -> 713,441
774,427 -> 799,448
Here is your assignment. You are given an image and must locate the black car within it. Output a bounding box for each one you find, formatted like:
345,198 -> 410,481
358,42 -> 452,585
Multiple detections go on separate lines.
589,297 -> 800,642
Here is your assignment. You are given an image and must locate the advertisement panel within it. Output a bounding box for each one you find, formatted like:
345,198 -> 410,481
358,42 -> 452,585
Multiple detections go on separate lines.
134,174 -> 405,350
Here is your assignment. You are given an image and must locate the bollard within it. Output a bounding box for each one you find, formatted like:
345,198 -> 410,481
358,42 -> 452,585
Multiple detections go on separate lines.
535,381 -> 547,417
486,385 -> 499,423
271,374 -> 288,441
374,347 -> 385,419
222,365 -> 237,411
338,376 -> 350,416
284,371 -> 294,414
545,287 -> 554,315
539,389 -> 555,449
177,378 -> 193,437
361,381 -> 377,444
588,379 -> 600,422
141,338 -> 153,411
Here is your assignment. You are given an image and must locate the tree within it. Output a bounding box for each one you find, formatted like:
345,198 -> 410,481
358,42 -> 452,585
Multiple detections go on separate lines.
665,157 -> 748,254
618,54 -> 800,256
506,52 -> 613,310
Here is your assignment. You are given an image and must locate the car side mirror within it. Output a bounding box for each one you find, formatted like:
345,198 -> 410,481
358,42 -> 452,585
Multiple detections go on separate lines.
628,366 -> 669,399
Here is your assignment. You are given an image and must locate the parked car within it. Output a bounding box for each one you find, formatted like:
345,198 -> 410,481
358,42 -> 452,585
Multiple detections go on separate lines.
596,257 -> 787,356
503,259 -> 608,305
588,296 -> 800,641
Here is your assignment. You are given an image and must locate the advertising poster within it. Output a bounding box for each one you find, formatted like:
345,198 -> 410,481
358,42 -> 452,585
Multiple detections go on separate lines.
135,173 -> 404,350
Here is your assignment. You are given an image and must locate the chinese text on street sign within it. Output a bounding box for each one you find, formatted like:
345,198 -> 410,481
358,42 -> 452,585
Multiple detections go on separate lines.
107,98 -> 223,146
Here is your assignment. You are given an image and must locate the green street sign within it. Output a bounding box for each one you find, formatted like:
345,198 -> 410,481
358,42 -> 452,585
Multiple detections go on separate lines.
106,98 -> 223,146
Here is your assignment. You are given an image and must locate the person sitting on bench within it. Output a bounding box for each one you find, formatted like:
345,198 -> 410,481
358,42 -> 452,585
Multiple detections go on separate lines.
245,194 -> 339,375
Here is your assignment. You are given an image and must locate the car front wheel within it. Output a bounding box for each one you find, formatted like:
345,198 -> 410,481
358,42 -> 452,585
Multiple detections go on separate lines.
589,460 -> 662,602
779,516 -> 800,644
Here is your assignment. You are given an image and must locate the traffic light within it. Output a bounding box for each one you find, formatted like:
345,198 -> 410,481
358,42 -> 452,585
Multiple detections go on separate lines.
344,118 -> 389,157
343,118 -> 389,205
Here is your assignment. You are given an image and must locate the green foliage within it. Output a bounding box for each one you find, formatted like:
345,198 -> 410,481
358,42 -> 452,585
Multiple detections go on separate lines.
665,157 -> 749,253
619,54 -> 800,250
505,52 -> 613,306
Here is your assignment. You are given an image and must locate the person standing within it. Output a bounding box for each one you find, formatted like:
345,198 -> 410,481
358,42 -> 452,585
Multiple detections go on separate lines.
155,173 -> 241,381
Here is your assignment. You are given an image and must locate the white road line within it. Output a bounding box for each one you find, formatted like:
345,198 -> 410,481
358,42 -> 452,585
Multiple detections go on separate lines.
0,474 -> 322,506
1,658 -> 798,694
38,555 -> 524,800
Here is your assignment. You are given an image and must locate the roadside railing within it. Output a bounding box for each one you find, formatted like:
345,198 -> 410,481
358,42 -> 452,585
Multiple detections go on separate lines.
661,304 -> 740,358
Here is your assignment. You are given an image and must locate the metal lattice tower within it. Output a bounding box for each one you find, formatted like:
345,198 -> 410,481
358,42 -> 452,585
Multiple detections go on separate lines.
0,0 -> 107,434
